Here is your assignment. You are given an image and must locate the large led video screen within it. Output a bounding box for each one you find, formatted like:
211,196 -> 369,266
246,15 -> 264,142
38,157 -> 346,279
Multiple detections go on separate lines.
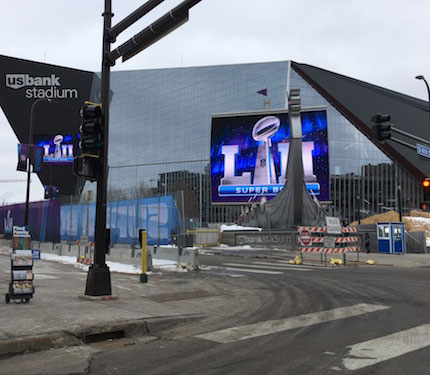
210,109 -> 329,204
34,134 -> 78,165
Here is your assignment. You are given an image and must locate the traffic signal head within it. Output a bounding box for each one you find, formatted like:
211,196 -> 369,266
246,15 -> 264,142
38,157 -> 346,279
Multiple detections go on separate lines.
73,156 -> 98,181
75,101 -> 102,181
371,113 -> 391,142
423,178 -> 430,201
79,102 -> 102,155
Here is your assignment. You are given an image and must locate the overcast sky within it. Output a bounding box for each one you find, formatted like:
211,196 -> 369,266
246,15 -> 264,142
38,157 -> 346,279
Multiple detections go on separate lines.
1,0 -> 429,204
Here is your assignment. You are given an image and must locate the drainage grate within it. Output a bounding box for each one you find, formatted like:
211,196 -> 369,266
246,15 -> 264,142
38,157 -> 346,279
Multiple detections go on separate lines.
84,330 -> 125,344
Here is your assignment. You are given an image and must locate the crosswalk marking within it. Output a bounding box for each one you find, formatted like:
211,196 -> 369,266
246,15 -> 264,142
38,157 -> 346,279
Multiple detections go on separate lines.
222,263 -> 312,272
34,274 -> 58,280
342,323 -> 430,370
114,285 -> 133,291
252,261 -> 334,270
195,303 -> 390,344
273,260 -> 340,269
222,267 -> 283,275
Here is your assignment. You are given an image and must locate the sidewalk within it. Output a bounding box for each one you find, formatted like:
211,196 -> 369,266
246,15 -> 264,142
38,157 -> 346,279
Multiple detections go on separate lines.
299,251 -> 430,267
0,247 -> 254,357
201,246 -> 430,268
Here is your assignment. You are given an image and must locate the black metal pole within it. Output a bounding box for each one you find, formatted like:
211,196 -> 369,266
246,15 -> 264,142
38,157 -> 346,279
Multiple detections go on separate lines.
24,98 -> 50,227
356,195 -> 361,225
415,75 -> 430,121
109,0 -> 165,40
85,0 -> 113,296
397,186 -> 403,222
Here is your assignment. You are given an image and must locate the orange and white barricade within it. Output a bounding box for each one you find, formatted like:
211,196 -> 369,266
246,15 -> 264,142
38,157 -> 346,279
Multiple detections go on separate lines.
297,226 -> 360,266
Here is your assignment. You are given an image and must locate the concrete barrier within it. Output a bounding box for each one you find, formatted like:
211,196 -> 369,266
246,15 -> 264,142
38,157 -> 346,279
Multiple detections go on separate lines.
151,246 -> 200,270
179,248 -> 199,270
151,246 -> 180,262
106,246 -> 152,272
40,242 -> 54,253
53,243 -> 62,255
15,241 -> 202,273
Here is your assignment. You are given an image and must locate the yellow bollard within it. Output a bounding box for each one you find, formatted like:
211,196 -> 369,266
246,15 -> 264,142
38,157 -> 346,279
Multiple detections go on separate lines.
139,229 -> 148,283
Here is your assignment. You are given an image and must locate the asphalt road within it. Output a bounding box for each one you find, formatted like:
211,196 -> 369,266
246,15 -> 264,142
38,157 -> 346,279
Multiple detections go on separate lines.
2,252 -> 430,375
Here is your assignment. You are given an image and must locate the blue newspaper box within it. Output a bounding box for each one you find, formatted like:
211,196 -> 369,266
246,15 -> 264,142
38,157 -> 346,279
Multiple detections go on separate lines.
377,222 -> 405,254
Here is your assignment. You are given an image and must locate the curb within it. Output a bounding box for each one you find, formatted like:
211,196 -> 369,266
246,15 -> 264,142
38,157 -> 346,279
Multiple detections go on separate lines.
202,249 -> 430,268
0,314 -> 203,357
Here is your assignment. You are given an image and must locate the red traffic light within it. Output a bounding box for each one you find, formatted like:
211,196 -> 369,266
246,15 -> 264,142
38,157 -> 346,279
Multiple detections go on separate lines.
423,179 -> 430,188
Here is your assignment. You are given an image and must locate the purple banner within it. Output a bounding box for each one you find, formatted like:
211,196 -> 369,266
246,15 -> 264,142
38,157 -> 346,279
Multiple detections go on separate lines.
33,146 -> 43,172
0,200 -> 60,242
17,144 -> 28,172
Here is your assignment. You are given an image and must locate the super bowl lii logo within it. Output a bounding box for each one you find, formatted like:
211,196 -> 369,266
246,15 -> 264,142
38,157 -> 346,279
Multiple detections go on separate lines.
219,116 -> 320,197
43,134 -> 74,163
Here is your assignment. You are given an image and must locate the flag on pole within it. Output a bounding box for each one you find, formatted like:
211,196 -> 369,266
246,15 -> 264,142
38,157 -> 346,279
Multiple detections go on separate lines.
257,88 -> 268,97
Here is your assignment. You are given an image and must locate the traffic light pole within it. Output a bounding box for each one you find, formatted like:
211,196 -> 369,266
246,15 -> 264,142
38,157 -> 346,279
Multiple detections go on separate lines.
84,0 -> 202,296
85,0 -> 113,296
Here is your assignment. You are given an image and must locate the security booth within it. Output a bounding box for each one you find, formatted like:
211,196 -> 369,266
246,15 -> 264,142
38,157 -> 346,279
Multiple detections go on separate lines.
377,222 -> 405,254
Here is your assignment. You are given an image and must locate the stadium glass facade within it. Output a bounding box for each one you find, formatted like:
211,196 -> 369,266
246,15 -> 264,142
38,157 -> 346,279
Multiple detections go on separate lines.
93,61 -> 422,227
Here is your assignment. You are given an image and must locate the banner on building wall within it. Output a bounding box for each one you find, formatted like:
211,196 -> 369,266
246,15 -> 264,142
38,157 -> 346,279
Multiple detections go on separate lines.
60,195 -> 181,246
210,109 -> 330,204
0,200 -> 61,242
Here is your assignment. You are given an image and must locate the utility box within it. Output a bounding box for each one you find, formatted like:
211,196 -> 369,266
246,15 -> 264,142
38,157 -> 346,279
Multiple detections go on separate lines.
377,222 -> 405,254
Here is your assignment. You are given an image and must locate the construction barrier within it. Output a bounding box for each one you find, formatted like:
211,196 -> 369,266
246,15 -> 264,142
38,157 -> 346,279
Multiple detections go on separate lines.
299,247 -> 359,253
76,256 -> 93,265
297,226 -> 360,266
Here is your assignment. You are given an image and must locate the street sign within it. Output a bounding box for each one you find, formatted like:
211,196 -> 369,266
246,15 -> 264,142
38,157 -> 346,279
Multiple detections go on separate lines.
299,229 -> 311,246
323,236 -> 336,248
417,143 -> 430,158
32,250 -> 41,260
326,216 -> 342,234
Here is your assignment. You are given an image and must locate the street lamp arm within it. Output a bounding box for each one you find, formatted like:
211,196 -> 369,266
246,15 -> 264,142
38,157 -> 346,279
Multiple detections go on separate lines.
24,98 -> 53,226
415,75 -> 430,120
29,98 -> 51,144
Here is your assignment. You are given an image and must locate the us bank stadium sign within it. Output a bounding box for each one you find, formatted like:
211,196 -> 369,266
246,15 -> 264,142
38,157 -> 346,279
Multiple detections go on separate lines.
5,73 -> 78,99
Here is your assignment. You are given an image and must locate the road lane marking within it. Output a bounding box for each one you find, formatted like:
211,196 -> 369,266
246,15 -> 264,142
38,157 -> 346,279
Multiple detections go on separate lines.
34,274 -> 58,280
222,267 -> 283,275
114,285 -> 133,291
342,323 -> 430,370
275,260 -> 342,269
201,266 -> 246,277
222,263 -> 312,272
252,261 -> 334,270
195,303 -> 390,344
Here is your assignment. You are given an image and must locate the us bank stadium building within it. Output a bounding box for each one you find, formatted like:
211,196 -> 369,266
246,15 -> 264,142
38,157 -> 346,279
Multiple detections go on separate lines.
1,55 -> 429,233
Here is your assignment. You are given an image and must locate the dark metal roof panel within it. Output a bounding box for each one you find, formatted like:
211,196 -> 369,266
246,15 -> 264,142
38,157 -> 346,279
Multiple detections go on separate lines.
292,62 -> 430,181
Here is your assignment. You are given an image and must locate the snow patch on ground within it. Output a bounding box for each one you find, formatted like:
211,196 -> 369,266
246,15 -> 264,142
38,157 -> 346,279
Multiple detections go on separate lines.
220,224 -> 262,232
40,253 -> 186,274
218,244 -> 252,250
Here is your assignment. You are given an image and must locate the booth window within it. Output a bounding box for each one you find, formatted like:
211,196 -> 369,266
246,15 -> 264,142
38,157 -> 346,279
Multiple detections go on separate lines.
378,225 -> 390,239
393,226 -> 402,240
